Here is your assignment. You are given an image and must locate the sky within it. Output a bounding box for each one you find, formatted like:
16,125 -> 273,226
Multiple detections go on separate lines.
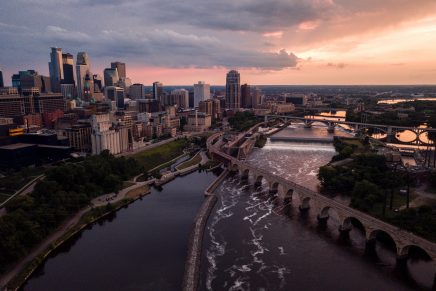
1,0 -> 436,86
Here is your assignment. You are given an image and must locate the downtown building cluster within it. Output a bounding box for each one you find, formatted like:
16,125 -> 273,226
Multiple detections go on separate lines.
0,48 -> 302,169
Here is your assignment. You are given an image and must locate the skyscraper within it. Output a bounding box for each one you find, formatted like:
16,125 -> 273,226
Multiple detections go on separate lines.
152,81 -> 163,100
76,52 -> 90,99
225,70 -> 241,110
49,47 -> 63,93
241,83 -> 251,108
93,74 -> 103,93
129,83 -> 145,99
111,62 -> 126,80
62,53 -> 75,85
193,81 -> 210,108
104,68 -> 119,87
252,87 -> 262,108
0,67 -> 4,88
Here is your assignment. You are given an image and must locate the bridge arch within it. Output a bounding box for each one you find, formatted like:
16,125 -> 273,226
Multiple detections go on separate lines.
368,229 -> 398,253
254,175 -> 264,187
299,196 -> 311,210
269,181 -> 280,194
342,216 -> 366,236
399,245 -> 433,261
229,163 -> 239,173
240,168 -> 250,180
393,129 -> 419,143
319,206 -> 340,221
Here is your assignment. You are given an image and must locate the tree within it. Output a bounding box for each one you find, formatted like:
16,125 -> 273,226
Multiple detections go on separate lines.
350,180 -> 383,212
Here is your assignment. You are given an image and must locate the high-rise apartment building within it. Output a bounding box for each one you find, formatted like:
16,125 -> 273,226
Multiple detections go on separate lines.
199,99 -> 221,119
252,87 -> 262,108
76,52 -> 91,99
129,83 -> 145,99
193,81 -> 210,108
241,84 -> 251,108
170,89 -> 189,108
49,47 -> 64,93
104,68 -> 119,87
111,62 -> 126,80
225,70 -> 241,110
153,81 -> 163,100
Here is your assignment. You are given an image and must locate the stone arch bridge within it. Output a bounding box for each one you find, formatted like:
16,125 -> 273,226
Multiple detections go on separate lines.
265,115 -> 436,146
208,132 -> 436,282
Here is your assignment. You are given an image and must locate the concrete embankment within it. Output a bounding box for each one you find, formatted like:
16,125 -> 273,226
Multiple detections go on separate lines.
182,169 -> 228,291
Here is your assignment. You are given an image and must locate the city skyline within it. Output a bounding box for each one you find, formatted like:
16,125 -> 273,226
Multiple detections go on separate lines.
1,1 -> 436,85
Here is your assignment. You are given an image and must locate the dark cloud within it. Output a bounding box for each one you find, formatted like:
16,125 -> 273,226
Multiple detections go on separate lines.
327,62 -> 347,69
0,0 -> 435,82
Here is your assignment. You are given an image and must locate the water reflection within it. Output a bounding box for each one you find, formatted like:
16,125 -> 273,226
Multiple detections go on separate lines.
378,98 -> 436,105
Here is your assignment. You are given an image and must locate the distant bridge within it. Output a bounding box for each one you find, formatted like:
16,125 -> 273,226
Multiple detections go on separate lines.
207,132 -> 436,284
265,115 -> 436,146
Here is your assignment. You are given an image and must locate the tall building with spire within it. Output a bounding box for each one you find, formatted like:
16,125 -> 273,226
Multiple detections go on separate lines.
76,52 -> 90,99
48,47 -> 63,93
225,70 -> 241,110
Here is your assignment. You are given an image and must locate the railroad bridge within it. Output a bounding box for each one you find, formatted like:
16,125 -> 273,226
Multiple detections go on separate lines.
265,115 -> 436,146
207,132 -> 436,283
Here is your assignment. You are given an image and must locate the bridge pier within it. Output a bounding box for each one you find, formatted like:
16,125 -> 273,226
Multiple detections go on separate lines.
395,253 -> 409,274
240,171 -> 249,181
254,176 -> 263,188
327,125 -> 335,133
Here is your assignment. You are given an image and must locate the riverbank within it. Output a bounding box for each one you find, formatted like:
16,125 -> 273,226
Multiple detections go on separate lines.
1,182 -> 150,291
182,169 -> 228,291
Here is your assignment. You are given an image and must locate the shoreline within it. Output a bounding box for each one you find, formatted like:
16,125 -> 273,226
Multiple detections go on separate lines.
182,169 -> 229,291
1,183 -> 150,291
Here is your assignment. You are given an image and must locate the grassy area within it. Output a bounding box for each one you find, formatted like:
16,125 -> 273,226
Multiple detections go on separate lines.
342,138 -> 366,153
368,192 -> 417,219
176,153 -> 202,171
132,138 -> 190,172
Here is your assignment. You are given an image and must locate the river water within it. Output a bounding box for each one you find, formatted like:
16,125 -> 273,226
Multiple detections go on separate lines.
200,124 -> 434,290
22,171 -> 217,291
21,124 -> 434,290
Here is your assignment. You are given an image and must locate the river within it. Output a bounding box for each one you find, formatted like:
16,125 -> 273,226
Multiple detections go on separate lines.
200,124 -> 434,290
21,124 -> 434,290
22,171 -> 218,291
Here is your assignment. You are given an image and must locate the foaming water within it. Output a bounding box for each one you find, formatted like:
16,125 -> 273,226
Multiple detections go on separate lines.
200,125 -> 432,290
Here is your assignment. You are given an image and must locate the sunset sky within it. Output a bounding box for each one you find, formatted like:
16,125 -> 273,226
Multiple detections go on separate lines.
1,0 -> 436,85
